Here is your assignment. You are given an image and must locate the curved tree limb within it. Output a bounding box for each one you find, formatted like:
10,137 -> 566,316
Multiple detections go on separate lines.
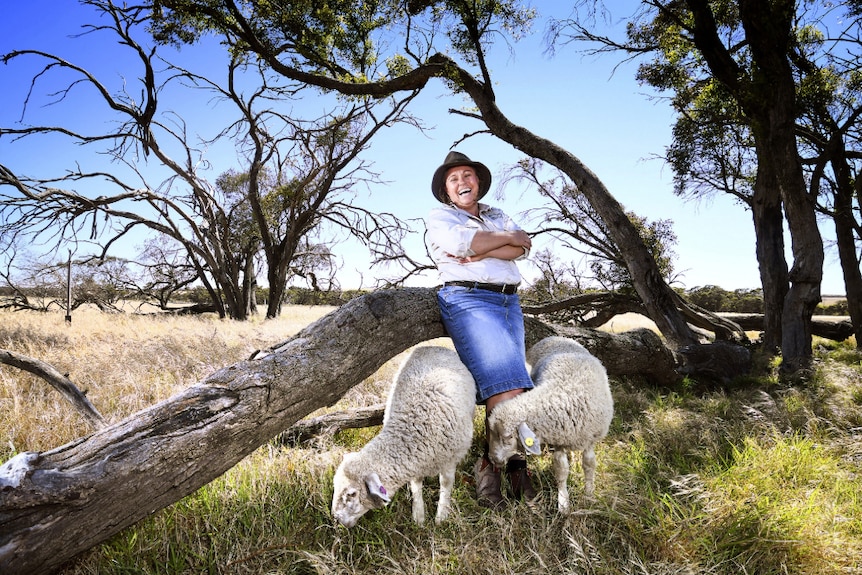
0,348 -> 106,430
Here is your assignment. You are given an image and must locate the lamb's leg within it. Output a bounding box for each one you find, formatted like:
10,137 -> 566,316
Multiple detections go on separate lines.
582,445 -> 597,497
435,466 -> 455,524
552,449 -> 570,512
409,479 -> 426,524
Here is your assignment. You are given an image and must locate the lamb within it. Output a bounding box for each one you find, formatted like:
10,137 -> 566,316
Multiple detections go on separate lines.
486,336 -> 613,512
331,345 -> 477,527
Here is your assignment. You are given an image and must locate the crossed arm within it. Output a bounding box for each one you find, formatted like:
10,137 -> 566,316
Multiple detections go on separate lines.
451,230 -> 532,263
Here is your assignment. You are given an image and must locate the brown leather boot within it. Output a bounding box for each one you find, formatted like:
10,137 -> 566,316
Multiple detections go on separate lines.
507,457 -> 538,502
474,456 -> 505,509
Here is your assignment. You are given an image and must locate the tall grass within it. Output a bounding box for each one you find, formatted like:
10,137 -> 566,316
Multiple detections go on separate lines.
2,308 -> 861,574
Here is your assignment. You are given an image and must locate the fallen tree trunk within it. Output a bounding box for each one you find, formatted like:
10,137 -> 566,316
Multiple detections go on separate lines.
721,313 -> 854,342
522,291 -> 749,342
0,287 -> 709,574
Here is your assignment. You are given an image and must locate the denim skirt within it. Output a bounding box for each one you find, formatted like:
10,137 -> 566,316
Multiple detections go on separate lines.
437,285 -> 534,404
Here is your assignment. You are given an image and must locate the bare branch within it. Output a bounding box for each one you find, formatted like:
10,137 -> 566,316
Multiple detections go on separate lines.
0,348 -> 106,430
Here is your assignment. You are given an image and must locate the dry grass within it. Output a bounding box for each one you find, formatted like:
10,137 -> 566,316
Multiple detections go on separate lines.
0,305 -> 336,454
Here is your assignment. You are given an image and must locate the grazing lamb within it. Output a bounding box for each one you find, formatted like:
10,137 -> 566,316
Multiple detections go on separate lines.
486,336 -> 613,512
331,346 -> 477,527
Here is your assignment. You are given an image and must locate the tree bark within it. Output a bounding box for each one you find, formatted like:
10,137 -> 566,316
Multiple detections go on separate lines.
751,184 -> 788,351
828,147 -> 862,350
0,287 -> 701,574
276,404 -> 386,446
750,19 -> 824,371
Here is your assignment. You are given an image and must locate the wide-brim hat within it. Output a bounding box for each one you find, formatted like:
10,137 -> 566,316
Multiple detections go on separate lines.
431,151 -> 492,203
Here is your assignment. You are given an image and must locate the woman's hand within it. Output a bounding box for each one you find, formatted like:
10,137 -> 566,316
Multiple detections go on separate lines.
508,230 -> 532,250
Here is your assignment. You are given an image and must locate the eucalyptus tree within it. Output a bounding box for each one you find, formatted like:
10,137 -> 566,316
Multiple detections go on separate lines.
133,235 -> 200,310
147,0 -> 701,349
564,0 -> 858,368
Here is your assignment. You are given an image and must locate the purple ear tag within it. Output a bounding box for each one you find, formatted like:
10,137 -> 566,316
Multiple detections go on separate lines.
379,486 -> 387,496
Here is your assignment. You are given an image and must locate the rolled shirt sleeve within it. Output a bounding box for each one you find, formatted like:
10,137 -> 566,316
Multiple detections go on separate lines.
426,208 -> 480,257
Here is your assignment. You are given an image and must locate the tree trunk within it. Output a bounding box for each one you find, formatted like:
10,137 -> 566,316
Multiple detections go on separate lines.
740,0 -> 823,371
686,0 -> 823,371
830,153 -> 862,349
723,313 -> 854,342
265,253 -> 289,319
751,186 -> 788,352
0,288 -> 441,575
0,287 -> 706,574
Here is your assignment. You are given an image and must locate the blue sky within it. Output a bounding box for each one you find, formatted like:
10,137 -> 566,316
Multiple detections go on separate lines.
0,1 -> 848,295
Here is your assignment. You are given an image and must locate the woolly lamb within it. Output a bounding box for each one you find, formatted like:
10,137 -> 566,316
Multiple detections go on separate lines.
486,336 -> 613,511
331,346 -> 477,527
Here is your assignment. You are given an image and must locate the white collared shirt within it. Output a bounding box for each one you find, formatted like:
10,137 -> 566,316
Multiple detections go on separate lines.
426,202 -> 528,284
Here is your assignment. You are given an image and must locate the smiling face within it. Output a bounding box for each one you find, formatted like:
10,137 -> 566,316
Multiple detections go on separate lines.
444,165 -> 482,214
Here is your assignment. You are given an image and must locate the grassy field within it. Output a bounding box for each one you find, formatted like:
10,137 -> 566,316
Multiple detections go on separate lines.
1,306 -> 861,574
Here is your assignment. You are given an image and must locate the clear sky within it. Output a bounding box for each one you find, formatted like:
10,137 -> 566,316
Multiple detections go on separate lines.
0,1 -> 848,296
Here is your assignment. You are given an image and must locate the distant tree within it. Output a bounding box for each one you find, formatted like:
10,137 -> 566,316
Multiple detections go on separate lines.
522,248 -> 586,304
0,0 -> 414,320
686,285 -> 763,313
68,257 -> 136,313
0,242 -> 59,312
132,235 -> 200,310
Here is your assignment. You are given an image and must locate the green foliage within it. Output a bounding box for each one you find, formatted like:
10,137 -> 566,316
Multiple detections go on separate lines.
685,285 -> 764,313
282,286 -> 368,306
152,0 -> 393,75
590,211 -> 678,290
150,0 -> 537,89
184,285 -> 214,304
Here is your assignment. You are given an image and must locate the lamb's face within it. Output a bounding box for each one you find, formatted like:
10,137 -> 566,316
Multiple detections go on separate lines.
331,455 -> 369,527
486,415 -> 519,467
331,453 -> 390,528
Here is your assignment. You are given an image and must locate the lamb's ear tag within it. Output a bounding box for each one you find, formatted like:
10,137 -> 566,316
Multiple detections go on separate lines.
365,472 -> 391,506
518,422 -> 541,455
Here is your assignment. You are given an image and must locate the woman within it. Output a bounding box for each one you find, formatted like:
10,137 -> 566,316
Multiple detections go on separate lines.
425,150 -> 537,508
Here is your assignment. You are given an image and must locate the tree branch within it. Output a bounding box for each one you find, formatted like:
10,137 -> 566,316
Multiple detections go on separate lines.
0,348 -> 106,430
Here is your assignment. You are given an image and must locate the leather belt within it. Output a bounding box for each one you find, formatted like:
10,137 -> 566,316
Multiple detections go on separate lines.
444,281 -> 519,295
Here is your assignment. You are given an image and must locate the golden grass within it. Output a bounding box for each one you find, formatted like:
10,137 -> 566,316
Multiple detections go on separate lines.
0,305 -> 336,454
